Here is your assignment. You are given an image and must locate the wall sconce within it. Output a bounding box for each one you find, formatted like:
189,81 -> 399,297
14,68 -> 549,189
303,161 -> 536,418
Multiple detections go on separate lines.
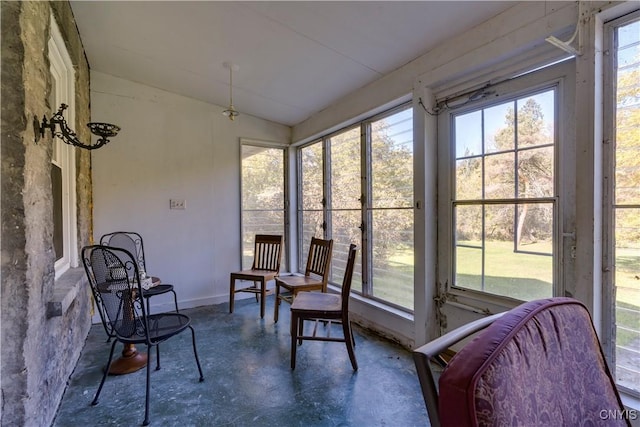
34,103 -> 121,150
222,62 -> 240,121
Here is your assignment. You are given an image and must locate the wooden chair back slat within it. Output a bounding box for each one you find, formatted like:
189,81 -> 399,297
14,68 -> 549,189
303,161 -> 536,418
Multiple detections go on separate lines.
305,237 -> 333,280
252,235 -> 284,272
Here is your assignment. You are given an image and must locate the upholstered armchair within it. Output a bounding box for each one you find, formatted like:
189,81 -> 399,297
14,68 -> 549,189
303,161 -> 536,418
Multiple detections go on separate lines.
413,297 -> 630,427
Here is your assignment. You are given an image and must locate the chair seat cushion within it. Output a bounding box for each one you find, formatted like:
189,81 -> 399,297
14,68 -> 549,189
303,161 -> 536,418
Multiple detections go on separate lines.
291,291 -> 341,312
438,297 -> 626,427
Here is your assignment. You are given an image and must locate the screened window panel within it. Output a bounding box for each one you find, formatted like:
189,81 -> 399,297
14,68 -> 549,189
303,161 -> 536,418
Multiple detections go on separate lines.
328,209 -> 361,285
329,128 -> 361,211
296,105 -> 414,312
241,145 -> 285,270
611,17 -> 640,395
299,141 -> 325,272
369,108 -> 414,310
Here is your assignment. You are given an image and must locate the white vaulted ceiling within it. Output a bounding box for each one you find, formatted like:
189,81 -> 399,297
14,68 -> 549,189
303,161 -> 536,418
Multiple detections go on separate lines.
70,1 -> 516,127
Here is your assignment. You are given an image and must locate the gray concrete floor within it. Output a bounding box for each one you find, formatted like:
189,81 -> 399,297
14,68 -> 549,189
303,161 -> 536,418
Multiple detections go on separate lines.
53,296 -> 430,426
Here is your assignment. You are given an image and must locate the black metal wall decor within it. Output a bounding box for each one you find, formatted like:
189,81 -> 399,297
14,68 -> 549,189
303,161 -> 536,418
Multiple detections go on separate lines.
35,103 -> 121,150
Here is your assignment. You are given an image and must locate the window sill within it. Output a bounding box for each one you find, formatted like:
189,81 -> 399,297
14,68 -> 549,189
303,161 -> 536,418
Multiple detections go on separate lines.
47,267 -> 86,318
620,391 -> 640,416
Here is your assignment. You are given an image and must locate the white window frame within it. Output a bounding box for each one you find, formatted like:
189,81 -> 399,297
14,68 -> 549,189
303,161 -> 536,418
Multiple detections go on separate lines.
50,15 -> 78,279
437,60 -> 575,314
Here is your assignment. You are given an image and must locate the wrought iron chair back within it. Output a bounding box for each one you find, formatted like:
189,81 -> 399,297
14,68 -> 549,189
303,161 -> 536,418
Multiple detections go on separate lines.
100,231 -> 145,273
83,245 -> 148,342
99,231 -> 180,315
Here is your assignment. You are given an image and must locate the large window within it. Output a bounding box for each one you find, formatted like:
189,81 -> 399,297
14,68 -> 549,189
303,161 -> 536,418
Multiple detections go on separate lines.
240,142 -> 287,270
452,89 -> 555,300
604,13 -> 640,396
439,60 -> 576,306
297,105 -> 414,311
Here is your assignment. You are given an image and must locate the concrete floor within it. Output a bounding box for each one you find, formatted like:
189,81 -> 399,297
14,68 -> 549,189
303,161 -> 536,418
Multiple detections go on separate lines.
53,296 -> 430,426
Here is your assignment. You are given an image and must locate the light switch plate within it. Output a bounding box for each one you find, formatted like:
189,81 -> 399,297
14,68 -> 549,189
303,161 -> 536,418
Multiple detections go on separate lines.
170,199 -> 186,210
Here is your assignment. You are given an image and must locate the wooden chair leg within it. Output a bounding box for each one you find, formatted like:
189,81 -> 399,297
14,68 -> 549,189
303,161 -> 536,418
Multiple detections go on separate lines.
290,312 -> 299,369
298,317 -> 304,345
274,284 -> 281,323
259,279 -> 266,319
342,320 -> 358,371
229,277 -> 235,313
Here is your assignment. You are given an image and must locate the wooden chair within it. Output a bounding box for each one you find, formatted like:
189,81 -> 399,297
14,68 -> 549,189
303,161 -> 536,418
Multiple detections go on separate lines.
229,234 -> 283,319
100,231 -> 179,315
290,244 -> 358,370
273,237 -> 333,323
82,245 -> 204,426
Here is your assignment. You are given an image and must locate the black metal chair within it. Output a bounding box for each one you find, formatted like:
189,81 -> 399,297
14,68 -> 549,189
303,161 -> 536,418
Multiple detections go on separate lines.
100,231 -> 179,314
82,245 -> 204,426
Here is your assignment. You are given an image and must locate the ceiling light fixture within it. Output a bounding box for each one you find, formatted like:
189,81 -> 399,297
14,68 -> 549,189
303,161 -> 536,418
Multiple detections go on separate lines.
222,62 -> 239,121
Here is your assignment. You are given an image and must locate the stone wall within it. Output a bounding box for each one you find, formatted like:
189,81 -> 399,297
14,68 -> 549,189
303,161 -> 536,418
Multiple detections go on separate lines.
1,1 -> 93,426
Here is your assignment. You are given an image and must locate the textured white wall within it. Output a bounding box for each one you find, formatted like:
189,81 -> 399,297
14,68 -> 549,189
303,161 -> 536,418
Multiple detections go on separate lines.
91,71 -> 290,313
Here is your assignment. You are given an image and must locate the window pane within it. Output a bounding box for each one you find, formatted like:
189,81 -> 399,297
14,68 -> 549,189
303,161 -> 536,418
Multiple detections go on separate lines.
485,102 -> 514,153
370,108 -> 414,310
241,145 -> 285,270
613,18 -> 640,393
455,204 -> 483,242
297,105 -> 414,312
615,107 -> 640,204
614,208 -> 640,392
518,146 -> 554,198
371,209 -> 413,308
484,204 -> 552,300
329,127 -> 361,210
329,209 -> 361,290
517,91 -> 555,148
452,86 -> 556,300
455,111 -> 482,158
456,158 -> 482,200
328,127 -> 361,283
300,142 -> 323,210
455,246 -> 482,291
299,142 -> 324,272
371,109 -> 413,209
515,203 -> 553,252
242,146 -> 284,210
485,152 -> 514,199
455,205 -> 483,290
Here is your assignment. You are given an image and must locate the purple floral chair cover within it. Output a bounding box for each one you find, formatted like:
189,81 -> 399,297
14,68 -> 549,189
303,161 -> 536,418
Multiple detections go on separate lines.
435,297 -> 629,427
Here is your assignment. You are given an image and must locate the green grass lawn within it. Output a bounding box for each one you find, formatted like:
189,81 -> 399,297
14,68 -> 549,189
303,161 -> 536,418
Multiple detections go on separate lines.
368,242 -> 639,348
